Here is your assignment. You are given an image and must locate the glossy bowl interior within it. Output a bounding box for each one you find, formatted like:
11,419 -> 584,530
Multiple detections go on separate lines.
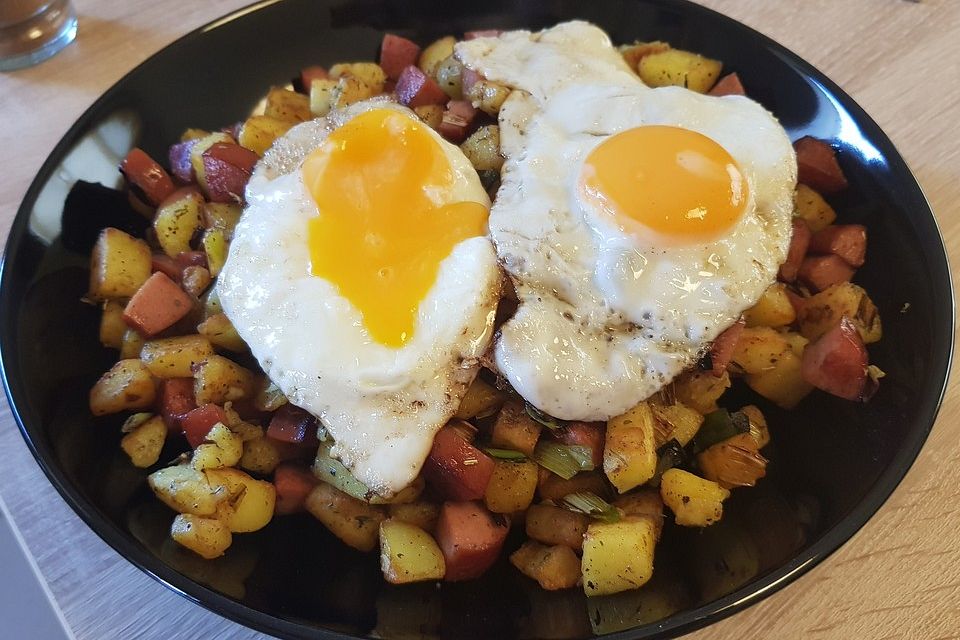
0,1 -> 953,638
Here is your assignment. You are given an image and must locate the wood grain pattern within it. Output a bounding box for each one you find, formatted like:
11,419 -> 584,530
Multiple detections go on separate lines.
0,1 -> 957,638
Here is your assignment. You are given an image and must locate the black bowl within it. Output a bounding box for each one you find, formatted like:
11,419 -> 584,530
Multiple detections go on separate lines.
0,0 -> 952,638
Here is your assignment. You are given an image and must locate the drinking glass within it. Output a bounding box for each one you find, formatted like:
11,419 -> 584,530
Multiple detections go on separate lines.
0,0 -> 77,71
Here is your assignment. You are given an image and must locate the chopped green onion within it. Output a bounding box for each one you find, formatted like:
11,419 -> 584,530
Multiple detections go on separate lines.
121,412 -> 154,434
313,440 -> 370,501
483,448 -> 528,461
525,403 -> 565,430
533,442 -> 593,479
648,439 -> 685,487
692,409 -> 749,453
560,491 -> 621,523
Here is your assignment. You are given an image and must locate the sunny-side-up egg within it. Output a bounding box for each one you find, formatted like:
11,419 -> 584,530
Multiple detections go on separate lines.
456,21 -> 797,421
217,100 -> 501,497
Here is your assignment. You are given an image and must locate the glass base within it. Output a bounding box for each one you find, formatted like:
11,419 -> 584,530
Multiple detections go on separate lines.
0,4 -> 78,72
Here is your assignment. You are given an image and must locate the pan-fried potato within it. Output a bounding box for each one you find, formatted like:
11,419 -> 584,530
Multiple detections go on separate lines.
745,350 -> 814,409
203,202 -> 242,236
90,359 -> 157,415
263,87 -> 312,123
189,132 -> 234,188
120,328 -> 146,360
613,488 -> 665,540
454,376 -> 505,420
582,517 -> 656,596
510,541 -> 581,591
99,301 -> 126,349
619,40 -> 671,71
148,464 -> 222,516
181,266 -> 211,298
154,189 -> 204,258
465,79 -> 510,116
238,115 -> 292,155
604,401 -> 657,493
120,415 -> 166,468
206,467 -> 276,533
387,501 -> 440,533
484,460 -> 538,513
329,62 -> 387,93
202,228 -> 228,277
305,482 -> 386,551
794,184 -> 836,232
798,282 -> 882,344
743,283 -> 796,328
193,355 -> 256,404
192,423 -> 243,471
730,327 -> 791,374
418,36 -> 455,77
140,335 -> 214,378
435,55 -> 464,99
239,437 -> 281,475
460,125 -> 503,172
413,104 -> 444,129
525,503 -> 590,551
171,513 -> 232,560
673,370 -> 730,415
309,79 -> 339,117
659,468 -> 728,527
638,49 -> 722,93
650,401 -> 703,447
379,519 -> 446,584
88,228 -> 152,301
197,312 -> 247,352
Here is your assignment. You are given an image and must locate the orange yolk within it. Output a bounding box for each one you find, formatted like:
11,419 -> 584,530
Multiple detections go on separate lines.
581,125 -> 748,244
304,108 -> 489,348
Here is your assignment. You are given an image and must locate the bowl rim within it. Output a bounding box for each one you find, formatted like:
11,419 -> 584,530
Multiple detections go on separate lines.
0,0 -> 954,638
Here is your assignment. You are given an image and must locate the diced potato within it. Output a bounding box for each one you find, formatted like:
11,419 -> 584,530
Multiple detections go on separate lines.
170,513 -> 232,560
99,301 -> 126,349
745,350 -> 814,409
418,36 -> 455,77
240,438 -> 280,475
604,401 -> 657,493
435,55 -> 464,99
181,266 -> 211,298
619,40 -> 671,71
413,104 -> 443,129
203,287 -> 223,318
697,432 -> 767,489
309,78 -> 339,117
90,359 -> 157,416
228,419 -> 263,442
252,378 -> 287,412
798,282 -> 882,344
743,283 -> 796,328
455,376 -> 505,419
180,128 -> 209,142
148,464 -> 222,516
329,62 -> 387,93
88,228 -> 152,301
238,115 -> 292,156
313,440 -> 370,501
740,405 -> 770,448
189,132 -> 234,188
154,189 -> 204,258
465,79 -> 510,115
484,460 -> 538,514
120,328 -> 146,360
202,228 -> 228,277
388,501 -> 440,533
263,87 -> 312,123
510,541 -> 581,590
491,399 -> 541,456
197,312 -> 247,352
650,401 -> 703,447
783,331 -> 810,357
638,49 -> 722,93
192,422 -> 243,471
203,202 -> 242,236
673,370 -> 730,414
613,488 -> 665,540
379,519 -> 446,584
660,468 -> 729,527
193,355 -> 256,404
730,327 -> 791,374
120,415 -> 166,468
370,478 -> 424,506
582,517 -> 657,596
538,470 -> 611,502
206,467 -> 276,532
526,503 -> 590,551
305,482 -> 386,552
794,184 -> 837,232
140,335 -> 214,378
460,125 -> 503,172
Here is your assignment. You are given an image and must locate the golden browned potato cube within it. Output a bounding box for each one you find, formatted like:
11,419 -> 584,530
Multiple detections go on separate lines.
171,513 -> 233,560
538,470 -> 611,502
740,404 -> 770,448
413,104 -> 444,130
460,125 -> 503,172
329,62 -> 387,93
206,467 -> 276,533
99,301 -> 126,349
140,335 -> 214,378
730,326 -> 792,374
193,355 -> 257,404
388,501 -> 440,533
181,266 -> 211,298
491,399 -> 541,456
510,541 -> 581,590
743,283 -> 796,328
418,36 -> 455,77
369,477 -> 425,506
189,132 -> 234,188
798,282 -> 882,344
88,227 -> 152,301
673,370 -> 730,415
90,358 -> 156,416
309,78 -> 339,117
484,460 -> 538,513
203,202 -> 242,236
192,422 -> 243,471
783,331 -> 809,357
455,376 -> 505,420
379,519 -> 446,584
794,184 -> 837,232
148,464 -> 221,516
238,437 -> 280,474
435,55 -> 464,99
154,189 -> 204,258
582,517 -> 657,596
305,482 -> 386,552
619,40 -> 671,72
333,75 -> 376,109
660,468 -> 729,527
120,415 -> 166,468
525,503 -> 590,551
650,401 -> 703,447
264,87 -> 312,123
197,312 -> 247,352
180,128 -> 209,142
120,328 -> 146,360
466,79 -> 510,116
201,228 -> 228,278
638,49 -> 722,93
697,432 -> 767,489
604,401 -> 657,493
744,350 -> 813,409
238,115 -> 293,156
613,488 -> 665,540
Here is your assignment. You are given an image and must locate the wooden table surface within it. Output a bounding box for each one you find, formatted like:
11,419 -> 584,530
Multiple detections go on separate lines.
1,1 -> 957,638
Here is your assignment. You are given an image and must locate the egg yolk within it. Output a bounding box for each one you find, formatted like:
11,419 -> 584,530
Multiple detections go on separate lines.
304,109 -> 489,348
581,125 -> 748,244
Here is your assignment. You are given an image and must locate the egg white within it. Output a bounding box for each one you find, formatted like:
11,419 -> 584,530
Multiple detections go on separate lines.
218,101 -> 500,496
457,22 -> 797,421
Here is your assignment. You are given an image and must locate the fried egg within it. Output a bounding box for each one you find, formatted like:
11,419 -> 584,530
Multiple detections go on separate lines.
218,101 -> 500,496
456,22 -> 796,421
